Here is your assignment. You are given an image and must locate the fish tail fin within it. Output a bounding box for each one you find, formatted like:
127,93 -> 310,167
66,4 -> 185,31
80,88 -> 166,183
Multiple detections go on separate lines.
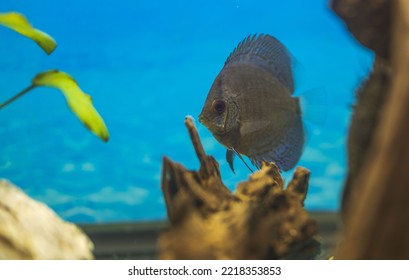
298,87 -> 328,126
292,57 -> 307,93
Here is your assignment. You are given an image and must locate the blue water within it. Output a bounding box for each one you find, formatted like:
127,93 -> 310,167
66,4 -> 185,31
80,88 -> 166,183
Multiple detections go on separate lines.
0,0 -> 373,223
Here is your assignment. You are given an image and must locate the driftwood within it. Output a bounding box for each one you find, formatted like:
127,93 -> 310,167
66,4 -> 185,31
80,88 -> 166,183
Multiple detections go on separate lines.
0,180 -> 94,259
332,0 -> 392,216
332,0 -> 391,59
332,0 -> 409,259
342,58 -> 391,214
159,117 -> 320,260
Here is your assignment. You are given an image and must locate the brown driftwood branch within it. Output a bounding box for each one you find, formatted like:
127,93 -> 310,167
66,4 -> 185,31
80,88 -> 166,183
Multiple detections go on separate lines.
159,116 -> 320,259
332,0 -> 392,216
342,58 -> 391,214
332,0 -> 391,59
332,0 -> 409,259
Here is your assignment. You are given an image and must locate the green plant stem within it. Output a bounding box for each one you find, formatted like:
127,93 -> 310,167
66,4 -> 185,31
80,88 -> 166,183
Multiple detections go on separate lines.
0,85 -> 36,109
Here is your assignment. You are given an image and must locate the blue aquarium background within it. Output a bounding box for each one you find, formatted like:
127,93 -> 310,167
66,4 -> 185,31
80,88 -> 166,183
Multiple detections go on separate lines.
0,0 -> 373,223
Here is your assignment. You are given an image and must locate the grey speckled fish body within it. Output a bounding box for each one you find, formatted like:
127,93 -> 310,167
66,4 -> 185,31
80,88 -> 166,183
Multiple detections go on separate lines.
199,34 -> 304,172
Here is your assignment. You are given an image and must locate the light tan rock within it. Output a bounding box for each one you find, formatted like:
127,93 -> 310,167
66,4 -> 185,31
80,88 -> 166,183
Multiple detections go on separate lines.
0,179 -> 94,259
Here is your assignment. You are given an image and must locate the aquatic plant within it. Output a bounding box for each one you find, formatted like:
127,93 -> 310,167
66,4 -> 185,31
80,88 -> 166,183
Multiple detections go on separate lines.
0,12 -> 109,142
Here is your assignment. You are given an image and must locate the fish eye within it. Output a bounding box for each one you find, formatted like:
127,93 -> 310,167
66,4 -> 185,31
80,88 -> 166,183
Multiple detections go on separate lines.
212,99 -> 226,114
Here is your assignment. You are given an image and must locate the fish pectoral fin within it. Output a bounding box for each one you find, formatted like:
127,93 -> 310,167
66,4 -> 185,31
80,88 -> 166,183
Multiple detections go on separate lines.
239,119 -> 272,136
226,149 -> 235,173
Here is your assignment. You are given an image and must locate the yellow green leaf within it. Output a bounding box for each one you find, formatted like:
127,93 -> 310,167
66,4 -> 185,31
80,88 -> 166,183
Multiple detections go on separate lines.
0,12 -> 56,55
32,70 -> 109,142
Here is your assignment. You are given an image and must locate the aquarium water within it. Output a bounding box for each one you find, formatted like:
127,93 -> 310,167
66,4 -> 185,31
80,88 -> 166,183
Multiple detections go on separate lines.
0,0 -> 374,223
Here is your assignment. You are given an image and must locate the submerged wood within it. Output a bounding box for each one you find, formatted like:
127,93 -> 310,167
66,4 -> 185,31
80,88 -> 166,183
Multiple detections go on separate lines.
331,0 -> 392,217
331,0 -> 391,59
159,117 -> 320,260
334,0 -> 409,259
342,58 -> 391,215
0,180 -> 94,259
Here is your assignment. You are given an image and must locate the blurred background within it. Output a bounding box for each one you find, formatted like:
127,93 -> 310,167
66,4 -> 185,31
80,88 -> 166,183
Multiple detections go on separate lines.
0,0 -> 373,223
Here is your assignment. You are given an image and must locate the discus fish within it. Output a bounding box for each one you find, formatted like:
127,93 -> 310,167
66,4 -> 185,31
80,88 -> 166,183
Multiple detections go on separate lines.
198,34 -> 304,172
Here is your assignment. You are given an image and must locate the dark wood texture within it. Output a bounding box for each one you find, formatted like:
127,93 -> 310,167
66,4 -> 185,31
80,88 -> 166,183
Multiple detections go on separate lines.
333,0 -> 409,259
342,58 -> 391,215
331,0 -> 391,59
331,0 -> 393,216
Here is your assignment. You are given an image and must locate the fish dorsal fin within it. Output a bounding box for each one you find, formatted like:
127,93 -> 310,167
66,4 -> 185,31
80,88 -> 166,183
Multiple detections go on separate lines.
225,34 -> 295,93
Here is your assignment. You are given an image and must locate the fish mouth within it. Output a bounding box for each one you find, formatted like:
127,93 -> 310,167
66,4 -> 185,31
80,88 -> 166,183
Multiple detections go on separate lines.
198,113 -> 226,133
